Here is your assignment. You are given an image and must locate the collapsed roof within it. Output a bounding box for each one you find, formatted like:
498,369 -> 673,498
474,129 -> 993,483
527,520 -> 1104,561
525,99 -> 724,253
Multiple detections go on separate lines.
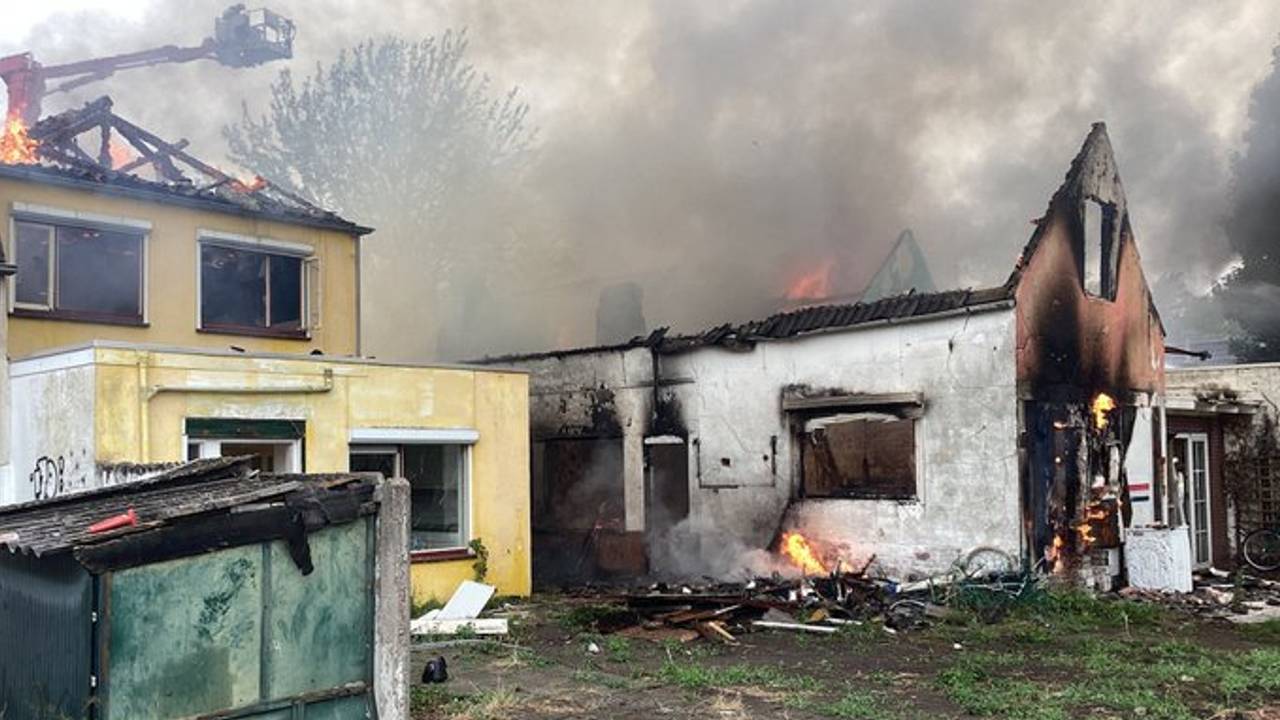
0,96 -> 371,234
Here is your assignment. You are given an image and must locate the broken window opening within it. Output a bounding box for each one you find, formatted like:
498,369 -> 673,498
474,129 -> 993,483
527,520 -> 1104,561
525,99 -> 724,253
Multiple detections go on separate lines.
798,410 -> 918,500
535,438 -> 625,532
199,241 -> 306,337
1081,198 -> 1117,299
13,219 -> 144,323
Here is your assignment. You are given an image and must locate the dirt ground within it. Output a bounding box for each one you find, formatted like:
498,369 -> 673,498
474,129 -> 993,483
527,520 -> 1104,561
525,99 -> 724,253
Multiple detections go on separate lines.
410,591 -> 1280,720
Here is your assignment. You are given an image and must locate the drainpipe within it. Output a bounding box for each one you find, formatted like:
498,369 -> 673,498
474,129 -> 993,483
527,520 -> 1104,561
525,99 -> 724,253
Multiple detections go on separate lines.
145,368 -> 335,401
138,353 -> 150,460
141,366 -> 335,460
355,233 -> 363,357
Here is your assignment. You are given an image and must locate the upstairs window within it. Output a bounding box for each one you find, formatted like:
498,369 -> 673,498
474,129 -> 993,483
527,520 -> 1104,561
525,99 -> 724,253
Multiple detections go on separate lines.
199,241 -> 307,337
12,219 -> 145,324
1081,198 -> 1118,300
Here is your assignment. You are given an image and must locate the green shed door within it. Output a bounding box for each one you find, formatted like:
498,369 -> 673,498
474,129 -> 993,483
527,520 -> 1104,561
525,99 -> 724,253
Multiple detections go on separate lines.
103,520 -> 374,719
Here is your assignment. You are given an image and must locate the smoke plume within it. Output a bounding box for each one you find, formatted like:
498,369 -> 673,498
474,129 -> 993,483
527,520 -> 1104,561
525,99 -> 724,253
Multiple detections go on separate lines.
8,1 -> 1280,360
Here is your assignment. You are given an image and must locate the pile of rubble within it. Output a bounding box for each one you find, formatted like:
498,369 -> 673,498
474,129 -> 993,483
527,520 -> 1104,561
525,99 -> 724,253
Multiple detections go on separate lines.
588,560 -> 1038,645
1120,569 -> 1280,623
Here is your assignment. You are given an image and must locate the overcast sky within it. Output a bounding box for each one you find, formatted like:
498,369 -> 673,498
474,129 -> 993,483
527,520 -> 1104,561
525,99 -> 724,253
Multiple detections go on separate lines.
6,1 -> 1279,354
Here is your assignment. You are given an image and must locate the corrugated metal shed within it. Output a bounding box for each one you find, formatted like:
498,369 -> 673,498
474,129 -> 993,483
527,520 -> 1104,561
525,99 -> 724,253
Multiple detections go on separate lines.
0,458 -> 385,720
0,458 -> 375,561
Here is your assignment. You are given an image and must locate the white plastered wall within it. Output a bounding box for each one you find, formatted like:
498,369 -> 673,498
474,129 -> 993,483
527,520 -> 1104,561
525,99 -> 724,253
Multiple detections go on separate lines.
661,308 -> 1021,577
7,348 -> 97,504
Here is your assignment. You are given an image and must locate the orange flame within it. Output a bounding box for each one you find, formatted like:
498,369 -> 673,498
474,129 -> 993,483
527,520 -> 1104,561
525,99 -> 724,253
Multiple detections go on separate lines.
107,140 -> 134,170
1076,505 -> 1109,546
1047,533 -> 1067,573
785,259 -> 835,301
1091,393 -> 1116,430
231,174 -> 267,193
1,113 -> 38,165
780,531 -> 829,575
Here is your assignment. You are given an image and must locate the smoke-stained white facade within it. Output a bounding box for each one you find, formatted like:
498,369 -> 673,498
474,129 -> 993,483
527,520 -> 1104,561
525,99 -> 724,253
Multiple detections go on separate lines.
499,124 -> 1171,586
663,307 -> 1020,577
504,306 -> 1021,580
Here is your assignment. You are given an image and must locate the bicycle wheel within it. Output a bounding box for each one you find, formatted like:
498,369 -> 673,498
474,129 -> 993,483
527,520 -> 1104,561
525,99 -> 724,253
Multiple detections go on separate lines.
1242,528 -> 1280,572
961,546 -> 1016,578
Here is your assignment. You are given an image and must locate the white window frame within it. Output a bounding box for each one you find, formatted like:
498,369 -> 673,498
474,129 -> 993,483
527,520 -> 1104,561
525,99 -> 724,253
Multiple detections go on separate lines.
9,208 -> 151,322
184,436 -> 303,473
349,428 -> 477,554
195,230 -> 315,335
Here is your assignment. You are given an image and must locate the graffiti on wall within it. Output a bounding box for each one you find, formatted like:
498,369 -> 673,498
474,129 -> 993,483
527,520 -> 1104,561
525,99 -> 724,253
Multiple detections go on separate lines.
27,449 -> 92,501
29,455 -> 68,501
27,448 -> 181,501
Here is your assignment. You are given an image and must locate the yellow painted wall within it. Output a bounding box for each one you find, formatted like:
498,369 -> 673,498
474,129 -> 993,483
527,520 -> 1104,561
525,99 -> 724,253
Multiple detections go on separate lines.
0,176 -> 360,359
90,346 -> 531,599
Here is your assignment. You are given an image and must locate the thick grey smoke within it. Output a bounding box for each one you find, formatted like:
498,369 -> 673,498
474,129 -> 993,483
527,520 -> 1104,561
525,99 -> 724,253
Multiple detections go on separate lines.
9,1 -> 1279,359
650,515 -> 798,581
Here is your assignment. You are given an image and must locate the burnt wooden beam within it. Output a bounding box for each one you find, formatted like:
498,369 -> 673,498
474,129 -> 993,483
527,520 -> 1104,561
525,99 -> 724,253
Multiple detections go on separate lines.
111,114 -> 230,182
111,120 -> 186,182
97,122 -> 111,168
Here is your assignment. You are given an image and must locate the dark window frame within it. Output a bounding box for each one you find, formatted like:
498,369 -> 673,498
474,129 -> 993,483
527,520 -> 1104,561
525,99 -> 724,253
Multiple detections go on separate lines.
11,218 -> 147,325
197,239 -> 310,340
793,402 -> 922,501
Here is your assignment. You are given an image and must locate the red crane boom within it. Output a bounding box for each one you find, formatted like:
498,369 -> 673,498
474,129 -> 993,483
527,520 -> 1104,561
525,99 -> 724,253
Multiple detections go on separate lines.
0,4 -> 294,123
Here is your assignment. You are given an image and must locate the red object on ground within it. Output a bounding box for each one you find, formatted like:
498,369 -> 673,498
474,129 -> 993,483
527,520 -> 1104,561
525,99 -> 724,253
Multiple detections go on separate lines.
89,507 -> 138,534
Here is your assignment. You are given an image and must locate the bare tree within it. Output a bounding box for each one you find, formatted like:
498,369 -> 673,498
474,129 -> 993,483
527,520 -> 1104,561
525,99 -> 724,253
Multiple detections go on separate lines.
224,32 -> 535,359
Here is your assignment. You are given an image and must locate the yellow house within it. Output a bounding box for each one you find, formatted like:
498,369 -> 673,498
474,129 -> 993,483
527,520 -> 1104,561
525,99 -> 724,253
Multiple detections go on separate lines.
0,156 -> 532,602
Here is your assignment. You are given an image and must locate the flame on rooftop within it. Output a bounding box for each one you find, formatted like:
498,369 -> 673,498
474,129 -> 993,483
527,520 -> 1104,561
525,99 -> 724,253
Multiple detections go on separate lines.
785,259 -> 835,301
1,113 -> 37,165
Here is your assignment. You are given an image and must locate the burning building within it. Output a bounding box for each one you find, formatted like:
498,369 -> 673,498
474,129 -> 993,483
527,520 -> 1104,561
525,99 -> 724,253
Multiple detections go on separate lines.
0,95 -> 533,605
489,123 -> 1167,588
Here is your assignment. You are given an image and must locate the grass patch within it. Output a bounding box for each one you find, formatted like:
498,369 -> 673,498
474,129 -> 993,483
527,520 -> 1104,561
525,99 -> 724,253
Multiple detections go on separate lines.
1014,589 -> 1162,632
936,659 -> 1065,720
1060,676 -> 1194,720
410,686 -> 520,720
1239,618 -> 1280,644
556,603 -> 633,632
835,620 -> 887,645
571,668 -> 633,690
658,661 -> 819,692
934,617 -> 1280,719
603,635 -> 633,663
820,689 -> 893,719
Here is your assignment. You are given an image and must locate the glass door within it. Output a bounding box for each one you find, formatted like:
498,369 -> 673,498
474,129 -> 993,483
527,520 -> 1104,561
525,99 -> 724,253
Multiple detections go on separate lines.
1172,433 -> 1212,567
